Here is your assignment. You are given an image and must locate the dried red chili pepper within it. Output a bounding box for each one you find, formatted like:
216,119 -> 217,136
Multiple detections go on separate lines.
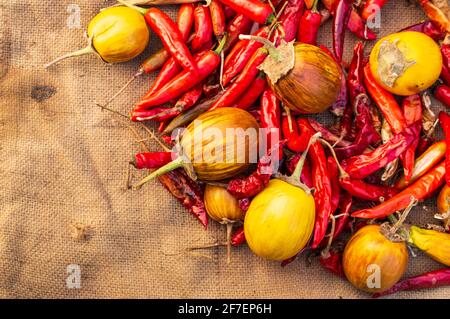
435,84 -> 450,108
136,38 -> 227,109
223,14 -> 253,52
373,268 -> 450,298
281,114 -> 309,153
298,0 -> 321,45
401,20 -> 446,41
280,0 -> 305,42
260,88 -> 281,152
327,156 -> 341,214
363,64 -> 406,135
361,0 -> 388,21
192,4 -> 214,52
223,5 -> 236,20
297,118 -> 333,248
309,119 -> 351,148
231,226 -> 246,246
439,111 -> 450,187
141,57 -> 183,101
441,44 -> 450,85
238,198 -> 251,212
178,3 -> 196,40
231,72 -> 267,109
210,49 -> 268,110
342,122 -> 420,180
209,0 -> 226,39
332,0 -> 353,62
131,152 -> 174,169
352,161 -> 446,219
319,250 -> 345,278
217,0 -> 275,24
419,0 -> 450,33
333,192 -> 352,239
285,153 -> 314,188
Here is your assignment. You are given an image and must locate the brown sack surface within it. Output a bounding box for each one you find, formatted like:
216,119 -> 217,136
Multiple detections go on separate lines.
0,0 -> 448,298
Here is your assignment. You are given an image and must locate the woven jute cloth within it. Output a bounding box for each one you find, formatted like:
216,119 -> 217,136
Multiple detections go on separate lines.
0,0 -> 448,298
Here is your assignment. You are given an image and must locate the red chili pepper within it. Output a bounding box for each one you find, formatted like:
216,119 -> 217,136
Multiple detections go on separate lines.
158,169 -> 208,228
441,65 -> 450,87
281,0 -> 305,42
441,44 -> 450,79
217,0 -> 275,24
419,0 -> 450,33
223,14 -> 253,52
363,64 -> 406,135
238,198 -> 251,212
352,161 -> 446,219
231,226 -> 246,246
319,250 -> 345,278
192,4 -> 214,52
373,268 -> 450,298
332,0 -> 353,62
401,20 -> 446,41
439,111 -> 450,187
298,0 -> 321,45
361,0 -> 388,21
327,156 -> 341,214
178,3 -> 196,40
209,0 -> 226,39
435,84 -> 450,108
223,5 -> 237,20
401,94 -> 423,182
231,72 -> 267,109
309,119 -> 351,148
333,192 -> 352,239
260,88 -> 281,152
342,122 -> 421,180
210,49 -> 268,110
136,39 -> 226,109
297,118 -> 333,248
281,114 -> 308,152
141,57 -> 182,101
138,49 -> 171,78
285,154 -> 314,188
131,152 -> 174,169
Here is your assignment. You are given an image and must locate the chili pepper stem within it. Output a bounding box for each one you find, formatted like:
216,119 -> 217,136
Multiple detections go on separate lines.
238,34 -> 280,61
382,197 -> 418,242
101,70 -> 144,108
94,101 -> 130,119
132,156 -> 186,190
320,138 -> 349,179
321,214 -> 336,259
45,44 -> 94,69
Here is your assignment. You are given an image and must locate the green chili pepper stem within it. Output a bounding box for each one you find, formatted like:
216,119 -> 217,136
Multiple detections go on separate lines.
214,33 -> 228,55
45,45 -> 94,68
132,156 -> 185,190
116,0 -> 147,15
238,34 -> 278,58
311,0 -> 319,13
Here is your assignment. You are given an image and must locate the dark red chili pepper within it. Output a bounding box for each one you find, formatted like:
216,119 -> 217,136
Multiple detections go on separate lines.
439,111 -> 450,187
308,119 -> 351,148
281,0 -> 305,42
327,156 -> 341,214
333,192 -> 352,239
192,4 -> 214,52
298,0 -> 321,45
136,39 -> 227,109
373,268 -> 450,298
332,0 -> 353,62
363,64 -> 406,135
319,250 -> 345,278
217,0 -> 275,24
281,114 -> 308,153
297,118 -> 333,248
209,0 -> 226,39
231,226 -> 246,246
342,122 -> 421,180
158,169 -> 208,228
238,198 -> 251,212
361,0 -> 388,21
158,120 -> 168,133
210,49 -> 268,110
260,88 -> 281,152
231,72 -> 267,109
285,154 -> 314,188
352,161 -> 445,219
178,3 -> 196,40
131,152 -> 174,169
161,135 -> 173,146
223,5 -> 237,20
441,65 -> 450,87
401,20 -> 446,41
223,14 -> 253,52
441,44 -> 450,81
435,84 -> 450,108
141,57 -> 182,101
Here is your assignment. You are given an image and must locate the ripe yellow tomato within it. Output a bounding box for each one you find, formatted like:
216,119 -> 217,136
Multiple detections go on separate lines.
244,179 -> 315,261
343,225 -> 408,293
369,31 -> 442,96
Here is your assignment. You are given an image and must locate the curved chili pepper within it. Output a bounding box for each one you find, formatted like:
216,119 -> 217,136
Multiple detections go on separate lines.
333,192 -> 352,239
352,161 -> 445,219
231,72 -> 267,109
131,152 -> 174,169
327,156 -> 341,214
373,268 -> 450,298
419,0 -> 450,33
308,119 -> 351,148
339,177 -> 398,202
141,57 -> 183,101
342,122 -> 421,180
223,14 -> 253,52
209,0 -> 226,39
439,111 -> 450,187
332,0 -> 353,62
260,88 -> 281,152
178,3 -> 196,40
319,250 -> 345,278
298,0 -> 321,45
209,49 -> 268,110
401,20 -> 446,41
231,226 -> 246,246
363,64 -> 406,135
281,114 -> 308,152
192,4 -> 214,52
297,118 -> 333,249
136,38 -> 227,109
281,0 -> 305,42
435,84 -> 450,108
223,5 -> 237,20
217,0 -> 275,24
361,0 -> 388,21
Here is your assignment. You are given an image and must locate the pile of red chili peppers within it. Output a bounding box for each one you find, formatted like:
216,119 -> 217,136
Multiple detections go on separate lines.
104,0 -> 450,297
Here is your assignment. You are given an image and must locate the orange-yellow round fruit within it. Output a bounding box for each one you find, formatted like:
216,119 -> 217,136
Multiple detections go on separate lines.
204,185 -> 245,222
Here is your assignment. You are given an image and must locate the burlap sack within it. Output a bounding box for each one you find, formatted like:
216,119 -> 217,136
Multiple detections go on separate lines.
0,0 -> 448,298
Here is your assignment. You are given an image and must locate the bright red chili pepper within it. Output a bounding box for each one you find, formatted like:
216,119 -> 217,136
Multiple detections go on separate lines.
298,0 -> 321,45
439,111 -> 450,187
419,0 -> 450,33
209,49 -> 268,110
372,268 -> 450,298
319,250 -> 345,278
363,64 -> 407,135
209,0 -> 226,39
281,0 -> 305,42
281,114 -> 308,153
352,161 -> 446,219
231,72 -> 267,109
223,5 -> 236,20
192,4 -> 214,52
131,152 -> 174,169
217,0 -> 275,24
332,0 -> 353,62
223,14 -> 253,52
327,156 -> 341,214
361,0 -> 388,21
435,84 -> 450,108
136,39 -> 226,109
441,44 -> 450,76
231,226 -> 246,246
297,118 -> 333,249
342,122 -> 421,180
401,20 -> 446,41
177,3 -> 196,40
141,57 -> 182,101
260,88 -> 281,152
